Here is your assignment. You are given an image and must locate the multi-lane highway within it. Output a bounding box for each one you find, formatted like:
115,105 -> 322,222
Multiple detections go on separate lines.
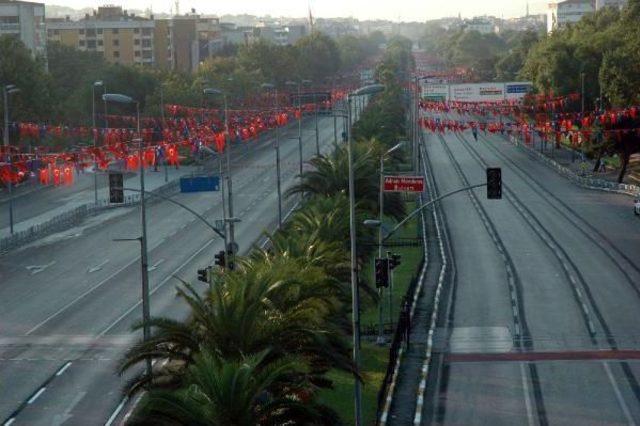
0,114 -> 345,425
415,111 -> 640,425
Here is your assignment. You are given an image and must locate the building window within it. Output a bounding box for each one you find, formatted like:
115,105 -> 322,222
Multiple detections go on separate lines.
113,39 -> 119,46
87,40 -> 96,49
97,28 -> 103,34
112,28 -> 119,34
134,51 -> 141,57
142,28 -> 152,36
54,29 -> 59,35
79,28 -> 85,35
86,28 -> 96,37
113,51 -> 120,58
134,39 -> 140,45
142,39 -> 151,48
134,28 -> 140,34
47,29 -> 52,36
142,50 -> 152,59
79,40 -> 85,47
97,40 -> 103,46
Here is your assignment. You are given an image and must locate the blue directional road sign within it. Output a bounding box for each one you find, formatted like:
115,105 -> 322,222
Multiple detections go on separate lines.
180,175 -> 220,193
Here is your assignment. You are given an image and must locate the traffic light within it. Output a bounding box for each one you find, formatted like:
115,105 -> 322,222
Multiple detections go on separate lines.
226,249 -> 235,271
109,172 -> 124,203
389,253 -> 402,270
486,167 -> 502,200
375,258 -> 389,288
197,267 -> 211,283
214,250 -> 226,268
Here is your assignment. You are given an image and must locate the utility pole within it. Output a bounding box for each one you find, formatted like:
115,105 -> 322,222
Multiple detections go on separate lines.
3,84 -> 19,235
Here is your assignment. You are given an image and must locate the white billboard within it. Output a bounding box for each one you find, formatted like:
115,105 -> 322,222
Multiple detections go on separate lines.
422,81 -> 532,102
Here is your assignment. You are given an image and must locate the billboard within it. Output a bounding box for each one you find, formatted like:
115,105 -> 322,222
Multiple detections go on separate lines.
422,81 -> 532,102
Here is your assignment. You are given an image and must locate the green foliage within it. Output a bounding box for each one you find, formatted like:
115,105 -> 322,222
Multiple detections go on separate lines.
296,32 -> 342,82
2,30 -> 380,129
0,35 -> 53,121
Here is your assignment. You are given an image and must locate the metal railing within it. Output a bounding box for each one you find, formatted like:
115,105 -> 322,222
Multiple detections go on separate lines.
0,180 -> 179,254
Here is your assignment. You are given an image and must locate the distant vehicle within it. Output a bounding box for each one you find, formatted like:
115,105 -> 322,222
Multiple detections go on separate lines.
635,199 -> 640,216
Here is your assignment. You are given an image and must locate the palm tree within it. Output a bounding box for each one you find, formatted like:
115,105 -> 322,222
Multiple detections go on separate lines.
120,256 -> 355,395
285,141 -> 406,220
127,349 -> 341,426
263,194 -> 379,299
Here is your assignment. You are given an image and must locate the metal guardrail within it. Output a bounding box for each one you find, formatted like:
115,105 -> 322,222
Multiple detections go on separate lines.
500,133 -> 639,197
0,180 -> 179,254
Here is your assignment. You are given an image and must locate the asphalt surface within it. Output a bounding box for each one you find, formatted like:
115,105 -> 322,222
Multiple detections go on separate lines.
419,111 -> 640,425
0,113 -> 348,425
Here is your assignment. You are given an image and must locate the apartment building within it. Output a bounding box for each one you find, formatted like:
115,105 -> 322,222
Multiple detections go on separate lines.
595,0 -> 627,9
0,0 -> 46,58
47,6 -> 155,66
547,0 -> 594,33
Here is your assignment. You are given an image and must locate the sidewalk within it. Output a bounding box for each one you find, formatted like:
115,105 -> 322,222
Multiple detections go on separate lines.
521,135 -> 640,185
0,165 -> 196,239
493,131 -> 640,197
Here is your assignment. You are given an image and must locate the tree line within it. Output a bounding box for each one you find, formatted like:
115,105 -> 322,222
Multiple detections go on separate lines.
118,37 -> 414,425
0,30 -> 385,125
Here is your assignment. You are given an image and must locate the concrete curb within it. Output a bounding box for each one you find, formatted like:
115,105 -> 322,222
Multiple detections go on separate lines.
378,197 -> 429,426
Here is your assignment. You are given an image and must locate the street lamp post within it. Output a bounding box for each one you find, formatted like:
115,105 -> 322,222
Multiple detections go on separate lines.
301,80 -> 320,156
102,93 -> 151,379
204,88 -> 237,261
371,142 -> 404,344
159,83 -> 169,183
3,84 -> 20,235
286,81 -> 304,190
202,89 -> 228,249
92,81 -> 103,204
347,83 -> 385,426
262,83 -> 282,227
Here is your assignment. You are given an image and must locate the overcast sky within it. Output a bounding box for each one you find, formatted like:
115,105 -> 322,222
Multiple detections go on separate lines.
44,0 -> 548,21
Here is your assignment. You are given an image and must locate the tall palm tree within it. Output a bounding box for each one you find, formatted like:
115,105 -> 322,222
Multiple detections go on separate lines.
127,349 -> 341,426
286,141 -> 406,220
120,256 -> 354,395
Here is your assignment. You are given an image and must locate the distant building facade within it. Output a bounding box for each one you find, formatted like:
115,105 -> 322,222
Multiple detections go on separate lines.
0,0 -> 46,58
547,0 -> 594,33
47,6 -> 155,66
46,6 -> 225,72
595,0 -> 627,9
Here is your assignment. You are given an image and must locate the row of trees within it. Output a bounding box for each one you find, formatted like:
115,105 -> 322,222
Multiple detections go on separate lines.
419,23 -> 542,82
119,38 -> 414,425
0,30 -> 384,125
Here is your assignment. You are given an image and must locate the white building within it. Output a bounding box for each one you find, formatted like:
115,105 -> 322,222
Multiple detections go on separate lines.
595,0 -> 627,9
465,18 -> 497,34
0,0 -> 46,58
547,0 -> 594,33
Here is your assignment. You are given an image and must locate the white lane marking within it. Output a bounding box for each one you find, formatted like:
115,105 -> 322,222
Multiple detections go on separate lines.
87,260 -> 110,274
147,258 -> 165,272
26,257 -> 140,335
27,387 -> 46,404
3,418 -> 16,426
520,363 -> 535,426
603,362 -> 637,426
104,396 -> 128,426
98,237 -> 217,336
55,361 -> 72,376
26,261 -> 56,275
52,391 -> 86,426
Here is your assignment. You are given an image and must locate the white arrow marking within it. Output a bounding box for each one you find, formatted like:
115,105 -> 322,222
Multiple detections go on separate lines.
26,261 -> 56,275
87,260 -> 110,273
148,258 -> 165,272
52,391 -> 86,426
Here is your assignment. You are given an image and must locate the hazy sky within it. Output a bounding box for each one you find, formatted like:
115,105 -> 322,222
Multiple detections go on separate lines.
44,0 -> 548,21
